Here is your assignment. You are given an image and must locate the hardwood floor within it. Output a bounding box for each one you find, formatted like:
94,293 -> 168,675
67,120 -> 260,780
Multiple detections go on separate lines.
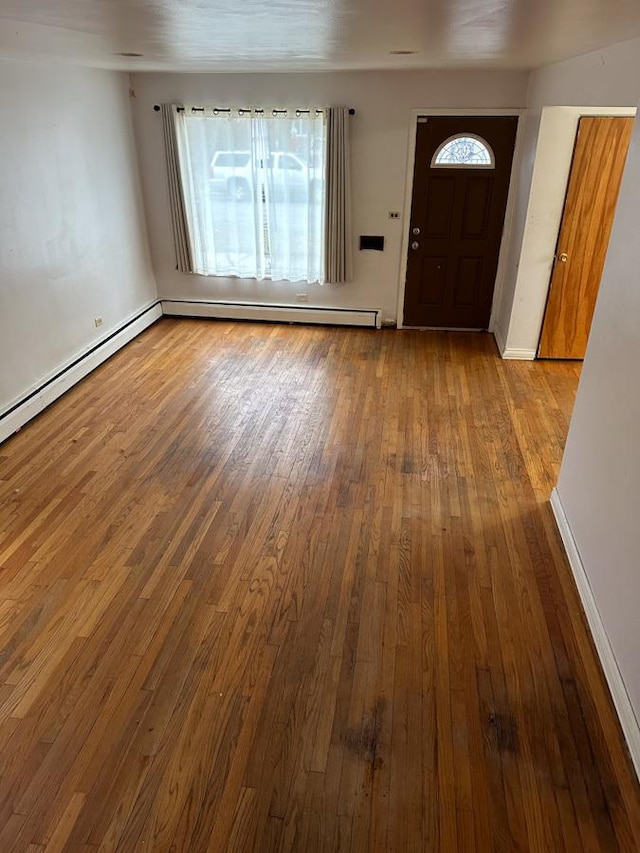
0,319 -> 638,852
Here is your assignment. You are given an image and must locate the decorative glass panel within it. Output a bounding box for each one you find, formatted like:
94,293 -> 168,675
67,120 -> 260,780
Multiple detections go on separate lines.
431,134 -> 495,169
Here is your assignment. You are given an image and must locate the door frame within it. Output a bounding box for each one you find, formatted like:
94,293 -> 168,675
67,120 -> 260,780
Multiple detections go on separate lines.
496,105 -> 637,359
396,109 -> 524,329
536,115 -> 635,359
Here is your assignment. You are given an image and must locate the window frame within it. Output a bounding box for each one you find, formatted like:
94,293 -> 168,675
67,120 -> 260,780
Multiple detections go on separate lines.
175,109 -> 328,283
431,133 -> 496,169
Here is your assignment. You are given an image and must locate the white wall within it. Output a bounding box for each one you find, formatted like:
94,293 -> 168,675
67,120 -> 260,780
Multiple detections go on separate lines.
555,98 -> 640,757
0,59 -> 157,415
527,37 -> 640,111
488,106 -> 541,354
130,70 -> 527,322
496,37 -> 640,356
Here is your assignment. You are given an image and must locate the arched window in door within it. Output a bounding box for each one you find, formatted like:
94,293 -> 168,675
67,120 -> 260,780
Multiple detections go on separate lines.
431,134 -> 495,168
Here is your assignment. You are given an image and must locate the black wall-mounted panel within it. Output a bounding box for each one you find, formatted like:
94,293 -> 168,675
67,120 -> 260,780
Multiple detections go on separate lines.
359,235 -> 385,251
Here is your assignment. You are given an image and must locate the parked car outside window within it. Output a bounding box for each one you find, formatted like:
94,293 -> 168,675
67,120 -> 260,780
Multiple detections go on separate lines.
210,150 -> 319,201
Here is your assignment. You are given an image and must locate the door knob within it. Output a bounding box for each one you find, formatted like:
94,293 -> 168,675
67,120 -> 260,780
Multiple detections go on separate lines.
412,227 -> 421,236
558,252 -> 568,263
411,241 -> 420,250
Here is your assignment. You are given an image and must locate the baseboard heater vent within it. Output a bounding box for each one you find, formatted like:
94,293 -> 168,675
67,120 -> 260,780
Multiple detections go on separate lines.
0,302 -> 162,446
161,300 -> 381,329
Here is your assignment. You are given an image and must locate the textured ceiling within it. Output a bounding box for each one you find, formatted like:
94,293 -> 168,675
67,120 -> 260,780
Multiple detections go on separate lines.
1,0 -> 640,72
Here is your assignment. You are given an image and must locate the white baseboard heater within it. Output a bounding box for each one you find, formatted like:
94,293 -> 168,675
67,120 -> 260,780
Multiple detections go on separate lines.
161,300 -> 381,329
0,298 -> 380,447
0,302 -> 162,445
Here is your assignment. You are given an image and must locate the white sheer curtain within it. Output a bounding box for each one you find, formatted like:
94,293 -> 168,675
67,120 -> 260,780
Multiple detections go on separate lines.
175,108 -> 326,283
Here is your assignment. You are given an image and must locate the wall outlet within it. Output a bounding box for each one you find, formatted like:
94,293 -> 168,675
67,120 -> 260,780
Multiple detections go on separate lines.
389,211 -> 400,219
94,317 -> 103,328
296,293 -> 309,303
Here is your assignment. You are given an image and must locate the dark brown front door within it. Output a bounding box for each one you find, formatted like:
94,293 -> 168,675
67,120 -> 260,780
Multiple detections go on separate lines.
403,116 -> 518,329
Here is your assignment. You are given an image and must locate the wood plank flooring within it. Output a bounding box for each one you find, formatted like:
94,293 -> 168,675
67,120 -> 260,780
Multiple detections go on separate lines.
0,319 -> 638,852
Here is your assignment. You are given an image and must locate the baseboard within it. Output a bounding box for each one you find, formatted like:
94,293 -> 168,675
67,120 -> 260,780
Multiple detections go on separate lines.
550,488 -> 640,781
161,299 -> 381,329
492,324 -> 507,355
0,302 -> 162,445
491,324 -> 537,360
501,346 -> 537,360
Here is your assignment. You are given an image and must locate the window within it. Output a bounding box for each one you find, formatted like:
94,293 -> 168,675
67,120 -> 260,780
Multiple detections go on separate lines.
176,110 -> 326,283
280,154 -> 303,171
431,134 -> 495,169
211,152 -> 251,168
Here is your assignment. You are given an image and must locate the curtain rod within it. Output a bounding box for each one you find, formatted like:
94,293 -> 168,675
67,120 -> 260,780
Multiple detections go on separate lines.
153,104 -> 355,115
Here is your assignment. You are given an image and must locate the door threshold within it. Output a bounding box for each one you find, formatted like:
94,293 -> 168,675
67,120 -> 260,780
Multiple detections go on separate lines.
401,326 -> 486,332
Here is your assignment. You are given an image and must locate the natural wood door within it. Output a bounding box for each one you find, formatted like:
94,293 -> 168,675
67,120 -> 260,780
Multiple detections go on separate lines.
538,116 -> 634,359
402,116 -> 518,329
